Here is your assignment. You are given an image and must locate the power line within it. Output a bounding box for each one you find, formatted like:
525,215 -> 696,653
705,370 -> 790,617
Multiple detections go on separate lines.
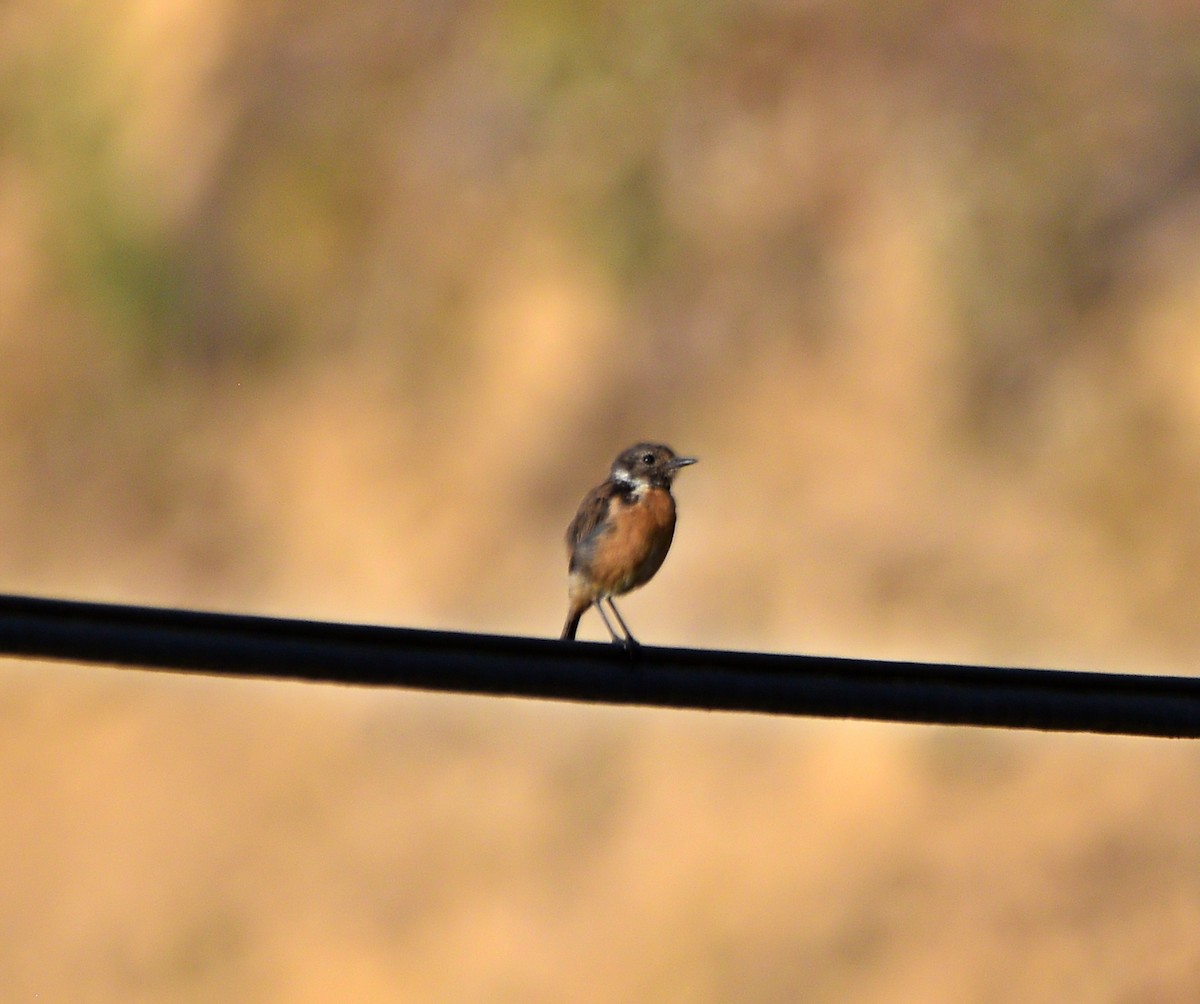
0,593 -> 1196,737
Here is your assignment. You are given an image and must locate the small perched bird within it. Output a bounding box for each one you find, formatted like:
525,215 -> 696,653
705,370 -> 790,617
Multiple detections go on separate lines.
561,442 -> 697,646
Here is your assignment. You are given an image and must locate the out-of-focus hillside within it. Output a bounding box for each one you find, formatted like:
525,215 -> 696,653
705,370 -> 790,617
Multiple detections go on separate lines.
3,1 -> 1200,1000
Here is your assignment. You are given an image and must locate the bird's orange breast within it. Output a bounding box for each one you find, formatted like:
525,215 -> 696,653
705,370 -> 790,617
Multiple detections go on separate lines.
586,487 -> 677,596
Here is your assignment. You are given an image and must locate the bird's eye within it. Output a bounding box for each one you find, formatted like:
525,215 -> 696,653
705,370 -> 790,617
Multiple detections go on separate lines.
642,453 -> 655,465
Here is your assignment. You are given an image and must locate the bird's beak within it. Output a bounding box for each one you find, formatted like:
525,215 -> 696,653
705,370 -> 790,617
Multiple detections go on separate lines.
670,456 -> 698,469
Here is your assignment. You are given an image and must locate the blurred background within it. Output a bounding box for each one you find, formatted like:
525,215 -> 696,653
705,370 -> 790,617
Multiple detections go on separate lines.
3,0 -> 1200,999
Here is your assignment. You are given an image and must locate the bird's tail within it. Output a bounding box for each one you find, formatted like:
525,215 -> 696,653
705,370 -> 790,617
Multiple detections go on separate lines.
561,603 -> 587,640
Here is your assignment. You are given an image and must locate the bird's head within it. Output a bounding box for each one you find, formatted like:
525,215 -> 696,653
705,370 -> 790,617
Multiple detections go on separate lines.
610,443 -> 697,490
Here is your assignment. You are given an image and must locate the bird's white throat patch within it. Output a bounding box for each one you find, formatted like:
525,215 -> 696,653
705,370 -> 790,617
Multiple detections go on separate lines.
611,466 -> 649,498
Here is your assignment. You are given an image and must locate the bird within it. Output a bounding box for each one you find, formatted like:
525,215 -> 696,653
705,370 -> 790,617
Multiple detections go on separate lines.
561,442 -> 697,647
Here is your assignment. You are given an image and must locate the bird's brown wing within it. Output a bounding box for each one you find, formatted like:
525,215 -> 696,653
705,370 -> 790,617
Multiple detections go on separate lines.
566,481 -> 618,566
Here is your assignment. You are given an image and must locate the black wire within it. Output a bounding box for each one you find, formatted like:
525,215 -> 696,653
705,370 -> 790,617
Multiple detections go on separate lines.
0,593 -> 1196,737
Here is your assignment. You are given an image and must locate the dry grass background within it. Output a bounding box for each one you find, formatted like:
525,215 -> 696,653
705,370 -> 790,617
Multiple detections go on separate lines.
4,0 -> 1200,1000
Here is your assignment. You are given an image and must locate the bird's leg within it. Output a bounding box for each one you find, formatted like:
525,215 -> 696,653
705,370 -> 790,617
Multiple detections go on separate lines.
594,600 -> 625,646
605,598 -> 640,654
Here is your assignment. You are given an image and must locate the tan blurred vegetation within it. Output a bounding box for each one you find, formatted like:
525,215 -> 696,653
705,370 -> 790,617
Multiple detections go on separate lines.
4,0 -> 1200,1000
